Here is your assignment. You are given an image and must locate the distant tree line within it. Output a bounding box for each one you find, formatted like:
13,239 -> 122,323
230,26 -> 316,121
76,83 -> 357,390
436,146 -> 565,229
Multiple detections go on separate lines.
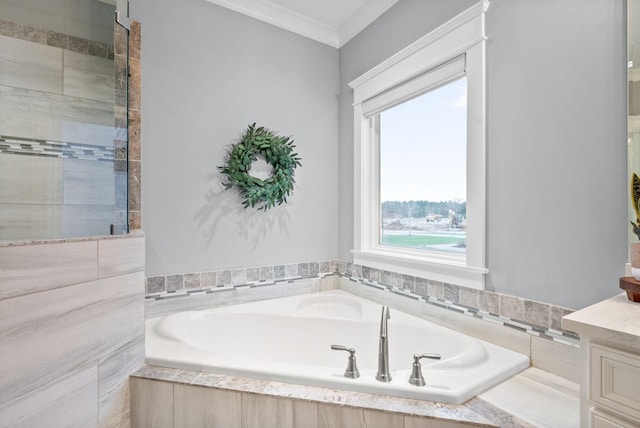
381,200 -> 466,219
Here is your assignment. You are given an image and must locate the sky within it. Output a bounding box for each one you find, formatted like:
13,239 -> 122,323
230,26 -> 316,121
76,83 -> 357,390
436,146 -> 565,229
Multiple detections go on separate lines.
379,77 -> 467,203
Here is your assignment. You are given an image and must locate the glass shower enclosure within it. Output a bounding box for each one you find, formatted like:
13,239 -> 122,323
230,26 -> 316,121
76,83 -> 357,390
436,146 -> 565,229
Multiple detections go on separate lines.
0,0 -> 129,242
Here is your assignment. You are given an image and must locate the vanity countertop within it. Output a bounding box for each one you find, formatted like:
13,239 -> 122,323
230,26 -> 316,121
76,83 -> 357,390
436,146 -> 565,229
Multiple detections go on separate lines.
562,292 -> 640,351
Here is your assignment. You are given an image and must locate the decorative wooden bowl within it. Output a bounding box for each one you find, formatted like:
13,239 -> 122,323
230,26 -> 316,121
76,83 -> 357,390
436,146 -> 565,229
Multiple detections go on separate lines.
620,277 -> 640,303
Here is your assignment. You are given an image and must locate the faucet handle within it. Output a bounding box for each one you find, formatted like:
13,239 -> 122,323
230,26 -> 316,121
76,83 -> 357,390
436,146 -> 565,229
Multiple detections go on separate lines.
408,353 -> 441,386
331,345 -> 360,379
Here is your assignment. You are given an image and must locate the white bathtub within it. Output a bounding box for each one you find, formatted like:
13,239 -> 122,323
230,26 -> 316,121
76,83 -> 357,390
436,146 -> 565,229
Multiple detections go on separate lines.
146,289 -> 529,404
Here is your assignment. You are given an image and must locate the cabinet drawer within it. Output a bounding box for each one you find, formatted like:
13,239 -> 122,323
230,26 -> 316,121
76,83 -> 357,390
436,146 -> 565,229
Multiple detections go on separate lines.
590,344 -> 640,421
592,409 -> 637,428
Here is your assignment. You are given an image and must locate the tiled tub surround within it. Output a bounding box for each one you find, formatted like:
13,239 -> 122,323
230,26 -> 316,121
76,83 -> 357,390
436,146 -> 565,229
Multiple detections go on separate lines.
131,365 -> 578,427
0,235 -> 145,427
145,261 -> 579,362
142,262 -> 582,425
146,290 -> 529,404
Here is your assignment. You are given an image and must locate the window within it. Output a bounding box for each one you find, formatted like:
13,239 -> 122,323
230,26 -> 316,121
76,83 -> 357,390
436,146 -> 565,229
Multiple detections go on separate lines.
379,75 -> 467,254
350,1 -> 489,289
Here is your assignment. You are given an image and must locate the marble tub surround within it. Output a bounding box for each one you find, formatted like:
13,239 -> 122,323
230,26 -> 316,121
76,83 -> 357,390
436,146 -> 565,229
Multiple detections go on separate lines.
145,259 -> 580,380
145,265 -> 338,319
338,276 -> 581,384
339,261 -> 578,338
0,235 -> 145,427
145,260 -> 336,295
146,259 -> 575,335
131,365 -> 577,427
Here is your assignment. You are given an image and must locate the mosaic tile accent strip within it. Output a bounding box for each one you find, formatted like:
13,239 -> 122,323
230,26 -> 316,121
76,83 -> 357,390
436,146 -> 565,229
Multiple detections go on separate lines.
339,262 -> 580,347
0,19 -> 114,59
145,258 -> 579,347
0,136 -> 114,161
145,260 -> 338,299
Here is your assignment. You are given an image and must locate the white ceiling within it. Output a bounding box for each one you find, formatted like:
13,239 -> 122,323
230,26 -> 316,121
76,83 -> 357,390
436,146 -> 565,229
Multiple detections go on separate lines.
203,0 -> 399,48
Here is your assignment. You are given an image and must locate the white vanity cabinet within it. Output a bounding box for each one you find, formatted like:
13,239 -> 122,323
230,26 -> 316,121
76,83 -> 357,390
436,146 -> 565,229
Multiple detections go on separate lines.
562,294 -> 640,428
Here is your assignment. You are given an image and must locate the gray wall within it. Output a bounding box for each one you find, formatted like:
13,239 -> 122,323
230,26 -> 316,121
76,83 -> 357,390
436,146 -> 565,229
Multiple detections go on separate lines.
339,0 -> 627,309
132,0 -> 625,309
130,0 -> 339,276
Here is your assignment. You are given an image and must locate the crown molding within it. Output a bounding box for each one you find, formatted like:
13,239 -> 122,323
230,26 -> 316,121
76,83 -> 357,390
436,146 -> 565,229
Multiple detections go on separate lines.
203,0 -> 398,48
338,0 -> 398,47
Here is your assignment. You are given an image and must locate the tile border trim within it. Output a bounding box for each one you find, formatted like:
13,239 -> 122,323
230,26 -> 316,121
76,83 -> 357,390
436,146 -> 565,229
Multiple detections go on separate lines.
0,136 -> 114,160
0,18 -> 115,59
145,259 -> 579,347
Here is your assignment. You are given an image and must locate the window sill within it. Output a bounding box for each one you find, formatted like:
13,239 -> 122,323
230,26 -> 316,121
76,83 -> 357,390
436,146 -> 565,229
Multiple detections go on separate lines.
352,249 -> 487,290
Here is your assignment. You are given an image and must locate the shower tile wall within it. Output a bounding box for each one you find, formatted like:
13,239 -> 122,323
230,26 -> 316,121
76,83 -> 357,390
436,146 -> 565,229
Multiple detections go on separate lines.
0,236 -> 145,427
0,20 -> 116,241
0,17 -> 145,427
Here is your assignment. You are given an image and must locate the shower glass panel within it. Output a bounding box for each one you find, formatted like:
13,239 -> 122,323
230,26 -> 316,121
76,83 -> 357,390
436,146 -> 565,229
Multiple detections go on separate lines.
0,0 -> 128,242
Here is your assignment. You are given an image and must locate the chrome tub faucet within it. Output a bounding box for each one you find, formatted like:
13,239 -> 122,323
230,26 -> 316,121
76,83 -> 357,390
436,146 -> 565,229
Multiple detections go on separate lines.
376,305 -> 392,382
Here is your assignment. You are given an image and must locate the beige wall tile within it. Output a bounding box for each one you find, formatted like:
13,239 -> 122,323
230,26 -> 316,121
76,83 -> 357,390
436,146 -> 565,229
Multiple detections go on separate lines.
530,336 -> 580,383
145,278 -> 323,319
0,84 -> 114,146
174,384 -> 241,427
99,377 -> 130,428
0,364 -> 98,427
0,154 -> 62,204
60,204 -> 115,238
99,335 -> 145,398
338,278 -> 421,316
404,415 -> 477,428
318,405 -> 403,428
0,34 -> 62,93
0,272 -> 144,401
362,409 -> 404,428
241,393 -> 293,428
62,158 -> 115,206
478,370 -> 579,428
0,240 -> 97,299
292,400 -> 318,428
63,50 -> 114,104
420,299 -> 531,356
130,378 -> 174,428
0,203 -> 62,242
98,236 -> 145,278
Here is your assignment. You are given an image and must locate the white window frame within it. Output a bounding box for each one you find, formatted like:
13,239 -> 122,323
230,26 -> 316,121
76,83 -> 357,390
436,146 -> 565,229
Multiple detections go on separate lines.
349,0 -> 489,289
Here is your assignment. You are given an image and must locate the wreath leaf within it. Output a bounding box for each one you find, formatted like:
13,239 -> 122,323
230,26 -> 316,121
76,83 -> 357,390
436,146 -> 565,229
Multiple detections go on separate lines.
218,123 -> 301,211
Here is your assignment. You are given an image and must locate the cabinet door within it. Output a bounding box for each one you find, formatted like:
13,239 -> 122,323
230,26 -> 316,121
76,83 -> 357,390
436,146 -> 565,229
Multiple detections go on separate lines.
590,344 -> 640,422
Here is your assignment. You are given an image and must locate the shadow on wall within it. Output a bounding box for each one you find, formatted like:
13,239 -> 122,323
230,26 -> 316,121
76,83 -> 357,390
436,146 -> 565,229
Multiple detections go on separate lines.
194,172 -> 292,249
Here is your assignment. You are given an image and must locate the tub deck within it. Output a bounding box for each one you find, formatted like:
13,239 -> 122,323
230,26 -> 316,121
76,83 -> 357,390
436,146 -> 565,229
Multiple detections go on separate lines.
131,365 -> 579,427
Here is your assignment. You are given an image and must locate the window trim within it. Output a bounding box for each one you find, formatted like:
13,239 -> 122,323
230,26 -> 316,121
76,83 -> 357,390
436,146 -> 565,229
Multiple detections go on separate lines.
349,0 -> 489,289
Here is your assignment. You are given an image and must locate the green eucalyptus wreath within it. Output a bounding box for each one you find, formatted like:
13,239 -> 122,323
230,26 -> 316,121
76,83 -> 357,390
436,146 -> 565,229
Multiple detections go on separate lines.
218,123 -> 301,211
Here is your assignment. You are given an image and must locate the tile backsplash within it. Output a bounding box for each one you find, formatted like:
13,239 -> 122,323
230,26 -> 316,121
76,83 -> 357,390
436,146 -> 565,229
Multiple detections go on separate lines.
145,259 -> 578,346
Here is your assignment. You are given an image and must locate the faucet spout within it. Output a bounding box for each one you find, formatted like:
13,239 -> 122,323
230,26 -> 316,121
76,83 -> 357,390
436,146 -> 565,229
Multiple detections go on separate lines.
376,305 -> 392,382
